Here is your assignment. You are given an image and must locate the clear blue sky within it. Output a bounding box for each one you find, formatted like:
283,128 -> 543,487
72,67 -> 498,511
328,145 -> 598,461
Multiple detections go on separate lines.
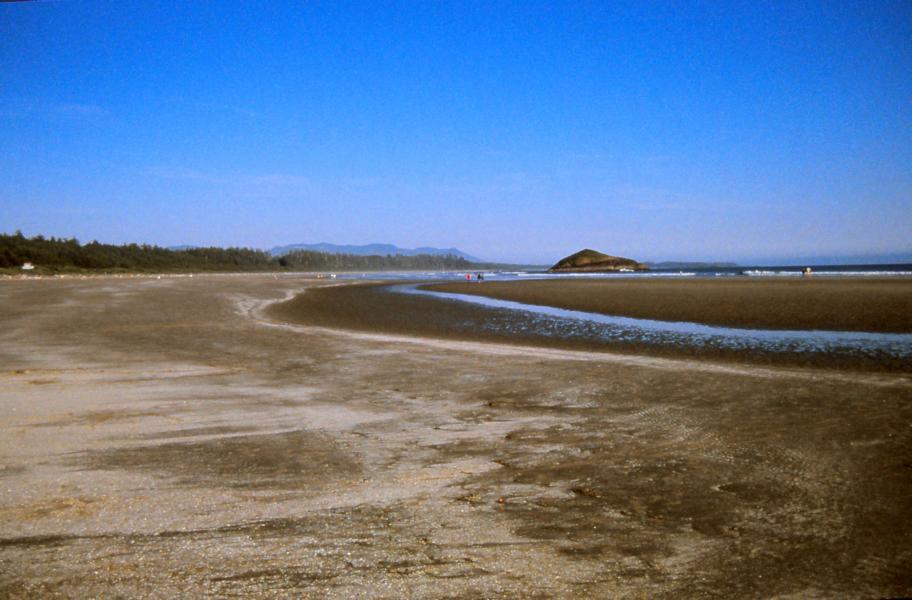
2,1 -> 910,264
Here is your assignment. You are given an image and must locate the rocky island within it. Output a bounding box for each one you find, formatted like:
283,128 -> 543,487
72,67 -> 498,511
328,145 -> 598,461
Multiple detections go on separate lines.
549,248 -> 649,272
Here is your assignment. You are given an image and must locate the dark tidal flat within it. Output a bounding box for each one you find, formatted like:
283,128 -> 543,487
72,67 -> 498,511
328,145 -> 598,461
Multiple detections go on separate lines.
269,279 -> 912,372
430,277 -> 912,333
1,275 -> 911,598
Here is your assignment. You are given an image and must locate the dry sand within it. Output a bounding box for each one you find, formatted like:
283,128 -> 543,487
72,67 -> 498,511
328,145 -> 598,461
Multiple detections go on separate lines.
1,275 -> 911,598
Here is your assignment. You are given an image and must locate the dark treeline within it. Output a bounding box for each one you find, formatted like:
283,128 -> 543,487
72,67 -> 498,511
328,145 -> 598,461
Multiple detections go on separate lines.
0,232 -> 474,273
277,249 -> 471,271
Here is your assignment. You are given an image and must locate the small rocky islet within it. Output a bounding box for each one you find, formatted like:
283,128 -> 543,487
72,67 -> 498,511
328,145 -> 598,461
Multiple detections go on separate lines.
548,248 -> 649,273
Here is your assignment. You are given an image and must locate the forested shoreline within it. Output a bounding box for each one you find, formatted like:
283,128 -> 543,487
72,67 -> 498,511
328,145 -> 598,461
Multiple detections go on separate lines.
0,232 -> 474,273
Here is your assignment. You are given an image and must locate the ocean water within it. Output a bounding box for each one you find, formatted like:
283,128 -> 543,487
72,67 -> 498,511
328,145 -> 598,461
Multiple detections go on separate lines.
335,263 -> 912,281
389,283 -> 912,360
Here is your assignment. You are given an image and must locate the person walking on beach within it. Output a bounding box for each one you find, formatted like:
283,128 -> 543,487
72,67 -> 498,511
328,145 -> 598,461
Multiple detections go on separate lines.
466,273 -> 472,281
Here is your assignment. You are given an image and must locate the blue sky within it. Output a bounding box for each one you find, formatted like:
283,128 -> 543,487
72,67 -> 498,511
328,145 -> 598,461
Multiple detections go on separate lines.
2,1 -> 910,264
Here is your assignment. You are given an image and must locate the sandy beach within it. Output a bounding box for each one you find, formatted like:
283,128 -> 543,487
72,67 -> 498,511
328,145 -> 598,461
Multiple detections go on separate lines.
2,275 -> 911,598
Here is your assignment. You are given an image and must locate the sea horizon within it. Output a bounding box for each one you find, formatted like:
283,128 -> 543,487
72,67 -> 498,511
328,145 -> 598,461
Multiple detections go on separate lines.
327,261 -> 912,281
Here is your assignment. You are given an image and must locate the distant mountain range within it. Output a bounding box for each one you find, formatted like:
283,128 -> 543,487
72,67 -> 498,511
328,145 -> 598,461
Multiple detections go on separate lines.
269,242 -> 482,262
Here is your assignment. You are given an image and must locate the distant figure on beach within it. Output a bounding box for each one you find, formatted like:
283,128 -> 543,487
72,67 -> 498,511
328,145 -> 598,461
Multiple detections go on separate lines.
466,273 -> 472,281
476,272 -> 484,282
803,267 -> 812,278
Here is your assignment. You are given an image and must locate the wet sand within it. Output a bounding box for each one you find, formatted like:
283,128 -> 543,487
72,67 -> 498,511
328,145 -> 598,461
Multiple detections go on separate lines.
269,280 -> 912,372
2,275 -> 912,598
430,278 -> 912,333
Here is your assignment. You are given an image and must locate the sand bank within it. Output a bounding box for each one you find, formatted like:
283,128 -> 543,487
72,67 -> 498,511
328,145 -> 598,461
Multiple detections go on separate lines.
268,280 -> 912,371
430,277 -> 912,333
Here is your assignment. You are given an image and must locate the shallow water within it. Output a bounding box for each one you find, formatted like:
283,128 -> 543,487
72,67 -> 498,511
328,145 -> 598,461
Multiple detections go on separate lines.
331,263 -> 912,282
394,284 -> 912,360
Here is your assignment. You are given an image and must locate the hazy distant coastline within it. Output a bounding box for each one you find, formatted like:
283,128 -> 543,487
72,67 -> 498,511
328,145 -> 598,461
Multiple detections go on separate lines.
269,242 -> 483,262
4,231 -> 911,277
0,232 -> 479,275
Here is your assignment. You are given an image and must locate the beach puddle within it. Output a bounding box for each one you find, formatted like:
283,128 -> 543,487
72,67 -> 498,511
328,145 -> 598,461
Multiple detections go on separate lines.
396,284 -> 912,360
